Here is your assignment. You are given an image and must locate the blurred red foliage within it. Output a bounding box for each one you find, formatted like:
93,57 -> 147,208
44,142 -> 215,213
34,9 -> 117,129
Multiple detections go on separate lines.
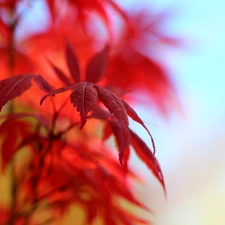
0,0 -> 178,224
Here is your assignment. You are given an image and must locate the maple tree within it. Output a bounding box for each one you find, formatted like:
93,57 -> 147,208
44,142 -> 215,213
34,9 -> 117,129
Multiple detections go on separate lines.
0,0 -> 178,224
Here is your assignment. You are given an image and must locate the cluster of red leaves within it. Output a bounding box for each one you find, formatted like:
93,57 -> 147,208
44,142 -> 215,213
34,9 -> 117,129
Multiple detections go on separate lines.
0,0 -> 178,112
0,0 -> 177,224
0,116 -> 136,224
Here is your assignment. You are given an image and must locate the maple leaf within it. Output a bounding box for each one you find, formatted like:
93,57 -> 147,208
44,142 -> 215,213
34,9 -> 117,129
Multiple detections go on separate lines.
0,74 -> 53,112
122,99 -> 156,154
47,58 -> 71,86
33,74 -> 54,93
40,41 -> 158,168
85,44 -> 110,83
41,83 -> 131,162
65,41 -> 81,83
70,82 -> 98,129
40,43 -> 110,123
0,75 -> 33,112
130,129 -> 166,194
0,112 -> 50,132
90,86 -> 130,163
93,85 -> 129,129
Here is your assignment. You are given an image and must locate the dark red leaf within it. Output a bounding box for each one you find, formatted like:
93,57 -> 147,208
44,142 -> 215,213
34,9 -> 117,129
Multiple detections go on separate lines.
0,75 -> 33,112
70,82 -> 98,129
122,100 -> 156,154
109,118 -> 130,164
102,121 -> 112,141
90,106 -> 129,164
94,85 -> 128,128
123,147 -> 130,173
65,41 -> 80,83
93,86 -> 130,163
40,84 -> 75,105
47,58 -> 71,85
85,44 -> 110,83
33,74 -> 54,92
130,129 -> 166,194
0,74 -> 54,111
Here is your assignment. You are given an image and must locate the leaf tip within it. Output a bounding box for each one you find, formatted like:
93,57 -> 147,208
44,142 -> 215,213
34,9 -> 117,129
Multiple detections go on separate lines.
119,152 -> 123,165
40,96 -> 47,105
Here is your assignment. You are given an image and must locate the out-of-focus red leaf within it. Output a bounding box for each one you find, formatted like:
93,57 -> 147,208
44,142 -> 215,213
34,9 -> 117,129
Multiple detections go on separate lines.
130,129 -> 166,194
0,208 -> 8,224
85,44 -> 110,83
105,175 -> 149,211
0,118 -> 30,170
65,41 -> 81,83
105,52 -> 175,114
70,82 -> 98,129
1,128 -> 17,170
0,113 -> 50,132
67,0 -> 110,29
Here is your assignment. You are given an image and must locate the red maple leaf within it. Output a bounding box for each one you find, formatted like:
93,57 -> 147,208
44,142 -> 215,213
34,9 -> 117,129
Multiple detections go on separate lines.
39,42 -> 144,164
0,74 -> 53,112
39,42 -> 164,195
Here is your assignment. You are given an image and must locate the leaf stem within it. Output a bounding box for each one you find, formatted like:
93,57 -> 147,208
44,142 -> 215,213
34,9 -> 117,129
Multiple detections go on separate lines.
8,158 -> 17,225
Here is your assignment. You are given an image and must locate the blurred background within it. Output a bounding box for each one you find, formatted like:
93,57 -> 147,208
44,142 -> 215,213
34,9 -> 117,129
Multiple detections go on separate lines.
1,0 -> 225,224
126,0 -> 225,224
